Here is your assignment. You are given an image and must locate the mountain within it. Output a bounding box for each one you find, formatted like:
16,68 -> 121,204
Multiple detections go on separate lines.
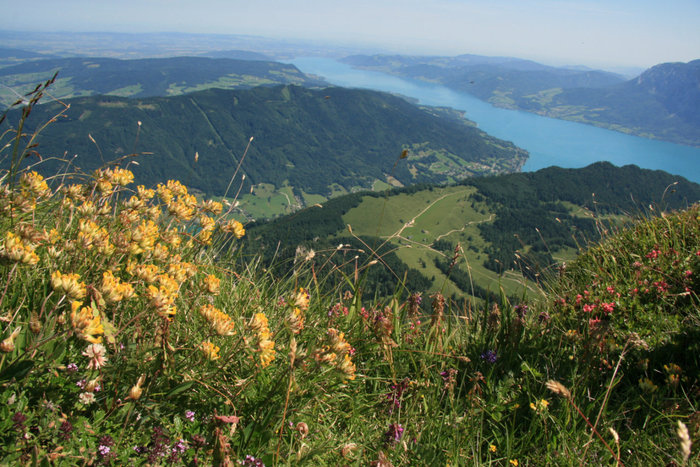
3,85 -> 527,216
244,162 -> 700,301
342,55 -> 700,146
0,56 -> 325,105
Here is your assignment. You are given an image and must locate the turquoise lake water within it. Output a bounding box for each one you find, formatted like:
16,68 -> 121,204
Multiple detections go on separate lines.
291,57 -> 700,183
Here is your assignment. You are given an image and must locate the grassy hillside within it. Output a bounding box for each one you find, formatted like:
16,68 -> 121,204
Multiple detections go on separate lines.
343,54 -> 700,146
2,84 -> 527,219
1,93 -> 698,464
0,56 -> 324,105
246,162 -> 700,306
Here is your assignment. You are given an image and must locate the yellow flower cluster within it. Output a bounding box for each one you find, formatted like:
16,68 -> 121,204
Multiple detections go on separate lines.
51,271 -> 87,300
250,312 -> 275,368
70,301 -> 104,344
200,304 -> 236,336
1,232 -> 39,265
146,274 -> 180,318
199,340 -> 220,360
93,167 -> 134,193
222,220 -> 245,239
314,328 -> 356,380
158,180 -> 197,221
100,270 -> 135,304
286,287 -> 309,334
201,274 -> 221,295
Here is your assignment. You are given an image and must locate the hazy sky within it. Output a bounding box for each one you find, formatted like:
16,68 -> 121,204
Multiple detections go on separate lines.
2,0 -> 699,68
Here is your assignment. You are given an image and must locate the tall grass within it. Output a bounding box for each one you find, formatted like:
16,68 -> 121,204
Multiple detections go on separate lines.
0,84 -> 697,466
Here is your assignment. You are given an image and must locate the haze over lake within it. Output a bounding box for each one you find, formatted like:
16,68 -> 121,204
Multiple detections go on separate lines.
292,57 -> 700,184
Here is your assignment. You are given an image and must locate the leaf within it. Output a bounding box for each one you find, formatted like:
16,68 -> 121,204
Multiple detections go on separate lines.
166,381 -> 195,398
99,311 -> 118,346
0,359 -> 35,382
520,361 -> 543,378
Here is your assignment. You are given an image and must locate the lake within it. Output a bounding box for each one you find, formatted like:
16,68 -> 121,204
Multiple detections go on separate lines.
291,57 -> 700,183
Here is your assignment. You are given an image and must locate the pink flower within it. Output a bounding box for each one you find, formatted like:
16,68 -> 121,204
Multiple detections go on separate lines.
583,304 -> 596,313
600,302 -> 615,314
588,317 -> 601,329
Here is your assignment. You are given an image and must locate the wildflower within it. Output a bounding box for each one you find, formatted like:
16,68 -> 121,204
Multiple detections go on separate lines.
294,288 -> 310,310
222,220 -> 245,239
200,199 -> 223,215
20,171 -> 50,198
600,302 -> 615,314
127,375 -> 146,400
338,354 -> 356,380
100,270 -> 134,303
202,274 -> 220,295
66,363 -> 79,373
638,377 -> 658,393
489,444 -> 497,453
98,445 -> 111,456
70,301 -> 104,344
385,423 -> 404,444
1,232 -> 39,265
199,305 -> 236,336
51,271 -> 87,300
286,307 -> 305,334
199,341 -> 220,360
185,410 -> 195,422
79,392 -> 96,405
82,343 -> 108,370
509,460 -> 519,466
0,327 -> 21,353
327,328 -> 351,355
530,399 -> 549,412
480,350 -> 498,363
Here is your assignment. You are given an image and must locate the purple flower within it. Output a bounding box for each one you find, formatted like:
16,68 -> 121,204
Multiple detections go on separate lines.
242,454 -> 266,466
76,379 -> 86,388
480,350 -> 498,363
98,445 -> 111,456
185,410 -> 195,422
515,304 -> 528,319
66,363 -> 78,373
385,423 -> 404,444
171,438 -> 187,454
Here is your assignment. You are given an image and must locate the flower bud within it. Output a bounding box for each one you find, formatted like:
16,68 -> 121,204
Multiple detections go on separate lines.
0,327 -> 21,353
128,375 -> 146,401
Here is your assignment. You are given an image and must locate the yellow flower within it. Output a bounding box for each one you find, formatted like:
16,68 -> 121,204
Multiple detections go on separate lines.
20,171 -> 50,198
294,287 -> 310,310
70,301 -> 104,344
222,220 -> 245,239
338,354 -> 356,380
200,199 -> 223,215
509,460 -> 518,466
258,337 -> 276,368
327,328 -> 351,355
51,271 -> 87,300
199,341 -> 220,360
200,304 -> 236,336
286,307 -> 304,334
1,232 -> 39,265
489,444 -> 496,453
202,274 -> 221,295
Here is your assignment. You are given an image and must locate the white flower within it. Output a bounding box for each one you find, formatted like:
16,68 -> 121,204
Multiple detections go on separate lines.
82,343 -> 108,370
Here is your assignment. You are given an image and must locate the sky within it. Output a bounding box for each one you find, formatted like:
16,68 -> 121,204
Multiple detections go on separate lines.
2,0 -> 699,68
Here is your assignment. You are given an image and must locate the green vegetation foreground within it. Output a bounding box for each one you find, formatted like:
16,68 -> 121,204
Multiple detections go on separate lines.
0,84 -> 698,465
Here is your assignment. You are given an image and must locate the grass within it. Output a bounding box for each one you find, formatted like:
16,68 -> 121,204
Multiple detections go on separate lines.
0,83 -> 698,466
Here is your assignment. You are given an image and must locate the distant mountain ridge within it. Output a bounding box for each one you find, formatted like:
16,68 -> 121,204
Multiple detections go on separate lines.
3,85 -> 526,208
0,55 -> 325,104
342,54 -> 700,146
